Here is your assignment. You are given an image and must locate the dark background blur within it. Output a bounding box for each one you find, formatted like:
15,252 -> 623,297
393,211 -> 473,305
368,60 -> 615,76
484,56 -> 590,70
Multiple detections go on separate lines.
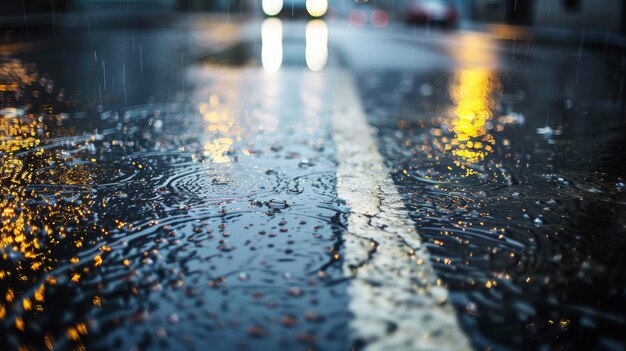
2,0 -> 625,35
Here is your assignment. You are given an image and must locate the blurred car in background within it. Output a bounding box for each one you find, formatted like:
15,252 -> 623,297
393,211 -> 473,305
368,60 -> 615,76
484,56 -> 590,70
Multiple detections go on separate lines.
262,0 -> 328,18
404,0 -> 458,27
330,1 -> 389,28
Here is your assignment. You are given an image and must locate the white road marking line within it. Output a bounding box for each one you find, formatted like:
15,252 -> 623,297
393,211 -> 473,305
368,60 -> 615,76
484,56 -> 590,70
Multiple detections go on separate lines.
332,71 -> 472,351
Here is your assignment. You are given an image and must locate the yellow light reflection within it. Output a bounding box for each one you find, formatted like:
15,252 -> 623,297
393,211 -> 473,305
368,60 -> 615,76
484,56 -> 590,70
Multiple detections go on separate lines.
0,110 -> 96,279
447,68 -> 498,164
305,20 -> 328,72
0,60 -> 98,351
306,0 -> 328,17
261,18 -> 283,74
447,32 -> 499,68
430,32 -> 502,171
199,86 -> 242,164
204,138 -> 233,164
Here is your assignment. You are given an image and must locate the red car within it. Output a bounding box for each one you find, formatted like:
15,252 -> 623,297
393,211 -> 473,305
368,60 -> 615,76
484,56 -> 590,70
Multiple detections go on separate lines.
405,0 -> 458,27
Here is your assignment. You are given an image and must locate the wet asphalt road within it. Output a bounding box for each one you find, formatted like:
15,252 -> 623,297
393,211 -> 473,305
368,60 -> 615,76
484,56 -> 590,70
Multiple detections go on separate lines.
1,14 -> 625,351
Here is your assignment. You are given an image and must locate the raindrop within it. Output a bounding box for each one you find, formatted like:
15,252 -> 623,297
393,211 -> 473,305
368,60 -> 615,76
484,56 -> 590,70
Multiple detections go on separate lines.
304,310 -> 324,323
247,325 -> 267,338
212,177 -> 229,185
299,159 -> 314,168
465,302 -> 478,316
267,200 -> 289,209
153,119 -> 163,131
287,287 -> 304,297
281,315 -> 298,327
218,241 -> 236,252
155,327 -> 167,338
556,178 -> 569,186
113,192 -> 128,198
168,313 -> 180,324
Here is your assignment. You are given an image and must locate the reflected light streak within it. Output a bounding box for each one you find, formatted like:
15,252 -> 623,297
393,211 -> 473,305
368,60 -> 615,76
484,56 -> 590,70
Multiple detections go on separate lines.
197,74 -> 245,164
199,100 -> 237,164
448,32 -> 499,68
261,18 -> 283,74
432,33 -> 501,169
447,68 -> 498,164
305,20 -> 328,72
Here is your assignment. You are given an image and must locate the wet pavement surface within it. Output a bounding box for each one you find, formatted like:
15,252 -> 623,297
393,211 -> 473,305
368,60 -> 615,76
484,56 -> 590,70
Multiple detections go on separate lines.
1,15 -> 626,351
359,68 -> 626,350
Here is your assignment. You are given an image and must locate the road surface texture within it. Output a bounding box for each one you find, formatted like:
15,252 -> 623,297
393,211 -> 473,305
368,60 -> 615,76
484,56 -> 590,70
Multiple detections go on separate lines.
0,14 -> 625,351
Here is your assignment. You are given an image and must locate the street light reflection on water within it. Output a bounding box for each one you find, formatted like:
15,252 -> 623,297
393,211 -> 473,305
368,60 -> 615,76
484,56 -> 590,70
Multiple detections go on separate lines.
261,18 -> 283,74
305,20 -> 328,72
200,95 -> 237,164
428,32 -> 516,173
262,18 -> 328,73
447,69 -> 499,165
0,59 -> 102,350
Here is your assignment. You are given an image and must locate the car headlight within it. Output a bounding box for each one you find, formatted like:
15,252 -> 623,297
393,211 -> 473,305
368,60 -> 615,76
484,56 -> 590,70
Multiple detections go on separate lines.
306,0 -> 328,17
262,0 -> 283,16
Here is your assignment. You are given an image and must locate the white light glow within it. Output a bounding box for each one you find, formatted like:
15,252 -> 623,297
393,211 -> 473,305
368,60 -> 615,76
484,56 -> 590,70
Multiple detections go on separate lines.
262,18 -> 283,73
262,0 -> 283,16
306,20 -> 328,72
306,0 -> 328,17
